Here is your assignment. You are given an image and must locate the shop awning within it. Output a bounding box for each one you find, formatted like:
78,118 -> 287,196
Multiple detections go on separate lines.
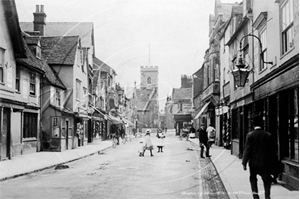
194,102 -> 210,119
107,115 -> 123,125
174,113 -> 192,122
122,118 -> 135,127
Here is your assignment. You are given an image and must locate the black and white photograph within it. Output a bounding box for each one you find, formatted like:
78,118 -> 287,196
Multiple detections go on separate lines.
0,0 -> 299,198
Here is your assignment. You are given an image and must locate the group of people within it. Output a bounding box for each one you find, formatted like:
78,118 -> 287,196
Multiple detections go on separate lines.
186,123 -> 215,158
194,118 -> 281,199
138,128 -> 166,157
110,124 -> 127,148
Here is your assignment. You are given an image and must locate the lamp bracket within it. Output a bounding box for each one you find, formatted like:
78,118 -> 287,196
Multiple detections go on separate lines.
239,34 -> 273,65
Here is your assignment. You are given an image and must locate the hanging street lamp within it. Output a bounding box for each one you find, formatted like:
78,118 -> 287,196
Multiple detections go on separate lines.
232,34 -> 273,87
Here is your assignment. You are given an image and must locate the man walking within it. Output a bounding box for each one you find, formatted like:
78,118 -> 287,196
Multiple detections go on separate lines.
197,124 -> 211,158
242,115 -> 273,199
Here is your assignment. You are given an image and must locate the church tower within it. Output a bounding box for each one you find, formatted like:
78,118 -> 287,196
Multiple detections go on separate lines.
136,66 -> 159,128
140,66 -> 158,89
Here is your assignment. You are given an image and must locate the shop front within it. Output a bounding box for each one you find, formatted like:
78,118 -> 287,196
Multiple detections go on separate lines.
91,110 -> 107,142
251,55 -> 299,190
215,105 -> 229,147
230,95 -> 253,158
74,113 -> 90,148
174,113 -> 193,135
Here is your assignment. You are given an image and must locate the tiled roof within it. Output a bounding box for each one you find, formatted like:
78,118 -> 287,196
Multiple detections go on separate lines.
16,40 -> 44,73
93,57 -> 111,73
20,22 -> 93,47
172,88 -> 192,100
19,36 -> 66,89
40,36 -> 78,65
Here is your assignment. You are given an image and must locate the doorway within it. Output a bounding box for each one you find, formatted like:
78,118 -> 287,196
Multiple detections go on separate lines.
66,120 -> 69,150
1,108 -> 11,160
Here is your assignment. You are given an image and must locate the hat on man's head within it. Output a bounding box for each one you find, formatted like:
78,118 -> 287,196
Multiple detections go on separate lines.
146,129 -> 151,133
252,114 -> 263,127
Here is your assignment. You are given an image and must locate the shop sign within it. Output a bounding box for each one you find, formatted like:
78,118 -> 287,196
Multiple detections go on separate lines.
254,65 -> 298,100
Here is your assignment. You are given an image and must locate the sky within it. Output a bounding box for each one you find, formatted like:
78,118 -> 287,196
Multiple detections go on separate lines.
15,0 -> 242,110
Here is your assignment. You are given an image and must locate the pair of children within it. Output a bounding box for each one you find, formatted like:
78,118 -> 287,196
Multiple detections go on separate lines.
138,129 -> 165,156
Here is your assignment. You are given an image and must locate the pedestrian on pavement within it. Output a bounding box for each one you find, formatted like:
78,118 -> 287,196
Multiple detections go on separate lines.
156,129 -> 165,153
141,129 -> 154,157
242,115 -> 274,199
165,127 -> 167,134
197,124 -> 211,158
189,124 -> 196,139
206,124 -> 216,147
120,126 -> 126,144
110,124 -> 118,148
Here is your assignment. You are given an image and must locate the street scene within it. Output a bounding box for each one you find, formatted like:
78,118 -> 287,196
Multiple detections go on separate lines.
0,0 -> 299,198
0,131 -> 229,199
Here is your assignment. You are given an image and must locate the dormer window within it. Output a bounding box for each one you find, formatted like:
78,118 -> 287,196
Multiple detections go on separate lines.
36,45 -> 41,59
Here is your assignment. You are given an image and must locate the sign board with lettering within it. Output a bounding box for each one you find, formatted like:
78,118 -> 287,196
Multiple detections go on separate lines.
253,65 -> 298,100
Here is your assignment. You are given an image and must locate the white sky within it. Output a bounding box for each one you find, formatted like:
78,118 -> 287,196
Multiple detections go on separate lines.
15,0 -> 242,110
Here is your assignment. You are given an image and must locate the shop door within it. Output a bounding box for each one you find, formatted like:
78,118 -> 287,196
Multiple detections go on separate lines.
1,108 -> 10,160
88,120 -> 92,143
66,121 -> 69,150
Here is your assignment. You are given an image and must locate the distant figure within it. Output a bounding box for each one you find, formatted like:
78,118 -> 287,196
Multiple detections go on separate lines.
206,124 -> 216,147
242,115 -> 274,199
189,124 -> 196,139
120,126 -> 125,144
197,124 -> 211,158
164,127 -> 167,134
156,130 -> 165,153
140,129 -> 154,157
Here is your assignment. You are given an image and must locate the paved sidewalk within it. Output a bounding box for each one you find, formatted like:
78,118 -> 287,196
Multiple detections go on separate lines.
0,140 -> 112,181
189,138 -> 299,199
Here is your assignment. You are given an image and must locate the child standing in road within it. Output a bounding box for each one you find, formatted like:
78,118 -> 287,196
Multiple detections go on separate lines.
140,129 -> 154,157
157,130 -> 165,153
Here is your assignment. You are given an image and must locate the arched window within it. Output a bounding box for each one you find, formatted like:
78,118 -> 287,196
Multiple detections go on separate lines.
147,77 -> 151,84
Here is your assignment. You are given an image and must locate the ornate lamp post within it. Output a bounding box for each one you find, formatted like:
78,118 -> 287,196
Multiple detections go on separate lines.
232,34 -> 273,87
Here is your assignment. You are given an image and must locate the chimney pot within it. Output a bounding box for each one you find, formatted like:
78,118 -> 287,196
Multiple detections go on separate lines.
36,5 -> 39,12
41,5 -> 44,12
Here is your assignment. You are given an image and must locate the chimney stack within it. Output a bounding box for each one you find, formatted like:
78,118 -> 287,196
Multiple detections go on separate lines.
33,5 -> 46,36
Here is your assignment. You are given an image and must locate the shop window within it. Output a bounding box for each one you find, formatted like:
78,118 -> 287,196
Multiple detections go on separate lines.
52,117 -> 60,138
290,88 -> 299,161
61,118 -> 66,137
23,113 -> 37,138
29,73 -> 36,95
232,109 -> 238,139
281,0 -> 294,54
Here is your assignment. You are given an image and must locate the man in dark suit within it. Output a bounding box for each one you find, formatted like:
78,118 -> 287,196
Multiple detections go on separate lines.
242,115 -> 273,199
197,124 -> 211,158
